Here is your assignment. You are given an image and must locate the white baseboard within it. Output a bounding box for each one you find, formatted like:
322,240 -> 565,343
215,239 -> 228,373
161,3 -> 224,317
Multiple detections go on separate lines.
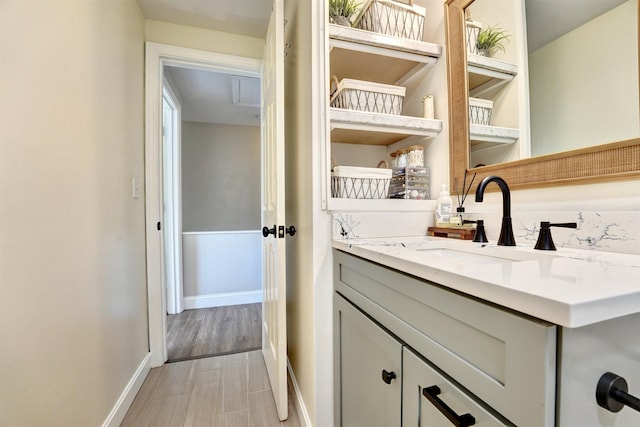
102,352 -> 151,427
183,290 -> 262,310
288,359 -> 312,427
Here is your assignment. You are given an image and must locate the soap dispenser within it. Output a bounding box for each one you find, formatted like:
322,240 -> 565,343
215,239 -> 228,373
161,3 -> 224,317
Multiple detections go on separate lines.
435,184 -> 453,226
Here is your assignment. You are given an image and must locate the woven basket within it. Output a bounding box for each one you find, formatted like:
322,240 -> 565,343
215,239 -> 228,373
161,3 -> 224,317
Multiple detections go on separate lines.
354,0 -> 426,41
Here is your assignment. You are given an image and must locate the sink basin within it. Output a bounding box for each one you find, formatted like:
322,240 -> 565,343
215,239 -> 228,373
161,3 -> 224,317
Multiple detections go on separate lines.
416,248 -> 523,264
406,241 -> 556,263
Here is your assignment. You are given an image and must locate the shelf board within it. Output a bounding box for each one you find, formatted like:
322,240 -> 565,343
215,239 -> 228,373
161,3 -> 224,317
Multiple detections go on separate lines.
329,24 -> 441,85
470,124 -> 519,152
330,108 -> 442,145
467,54 -> 517,97
328,197 -> 437,212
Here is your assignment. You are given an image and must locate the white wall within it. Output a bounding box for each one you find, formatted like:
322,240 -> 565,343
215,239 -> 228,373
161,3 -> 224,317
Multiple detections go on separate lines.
529,0 -> 639,156
0,1 -> 148,426
284,0 -> 336,425
181,121 -> 261,231
182,231 -> 262,306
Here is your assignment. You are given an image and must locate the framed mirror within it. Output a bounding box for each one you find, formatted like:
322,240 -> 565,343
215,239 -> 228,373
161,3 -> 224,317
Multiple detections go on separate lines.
445,0 -> 640,192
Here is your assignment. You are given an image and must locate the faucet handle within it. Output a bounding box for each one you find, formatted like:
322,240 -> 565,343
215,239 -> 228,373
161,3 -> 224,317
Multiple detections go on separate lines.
534,222 -> 577,251
472,219 -> 489,243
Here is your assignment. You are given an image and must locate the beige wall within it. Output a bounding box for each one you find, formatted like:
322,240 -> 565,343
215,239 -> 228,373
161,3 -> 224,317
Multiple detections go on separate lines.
181,121 -> 261,231
529,0 -> 639,156
145,19 -> 264,59
0,1 -> 147,426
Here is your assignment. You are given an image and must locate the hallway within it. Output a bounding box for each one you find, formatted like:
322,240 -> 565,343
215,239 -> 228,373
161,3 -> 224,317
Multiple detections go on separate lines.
121,350 -> 301,426
167,304 -> 262,361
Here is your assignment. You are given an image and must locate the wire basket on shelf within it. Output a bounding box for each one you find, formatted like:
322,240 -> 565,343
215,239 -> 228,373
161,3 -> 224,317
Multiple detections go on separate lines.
466,19 -> 482,54
354,0 -> 426,41
330,77 -> 405,115
469,97 -> 493,125
331,166 -> 392,199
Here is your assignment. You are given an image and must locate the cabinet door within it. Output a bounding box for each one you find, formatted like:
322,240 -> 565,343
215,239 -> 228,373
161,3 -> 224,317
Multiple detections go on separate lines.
334,293 -> 402,427
402,348 -> 509,427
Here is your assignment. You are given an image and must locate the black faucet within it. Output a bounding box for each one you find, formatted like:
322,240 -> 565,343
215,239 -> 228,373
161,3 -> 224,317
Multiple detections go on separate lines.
474,175 -> 516,246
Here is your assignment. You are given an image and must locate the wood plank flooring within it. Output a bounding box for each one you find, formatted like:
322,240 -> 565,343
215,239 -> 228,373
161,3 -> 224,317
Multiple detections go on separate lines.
167,304 -> 262,361
121,350 -> 302,427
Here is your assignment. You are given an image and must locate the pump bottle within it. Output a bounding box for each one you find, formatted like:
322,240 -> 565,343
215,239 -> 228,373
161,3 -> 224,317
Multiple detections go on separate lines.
435,184 -> 452,226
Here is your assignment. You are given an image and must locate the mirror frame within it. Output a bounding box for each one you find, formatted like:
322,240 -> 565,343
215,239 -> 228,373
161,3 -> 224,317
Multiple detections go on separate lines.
445,0 -> 640,193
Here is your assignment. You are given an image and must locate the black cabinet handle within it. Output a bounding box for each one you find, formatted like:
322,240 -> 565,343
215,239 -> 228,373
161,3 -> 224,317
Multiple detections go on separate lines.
285,225 -> 296,236
423,386 -> 475,426
381,369 -> 396,385
262,225 -> 276,238
596,372 -> 640,413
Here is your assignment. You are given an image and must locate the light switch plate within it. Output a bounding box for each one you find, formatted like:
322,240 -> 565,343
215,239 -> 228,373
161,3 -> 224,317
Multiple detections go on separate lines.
132,176 -> 140,199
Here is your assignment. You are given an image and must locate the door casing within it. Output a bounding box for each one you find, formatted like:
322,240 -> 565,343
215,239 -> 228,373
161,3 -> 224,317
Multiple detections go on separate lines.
144,42 -> 262,367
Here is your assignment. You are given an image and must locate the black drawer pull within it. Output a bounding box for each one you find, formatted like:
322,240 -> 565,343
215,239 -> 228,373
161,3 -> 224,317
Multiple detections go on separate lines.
381,369 -> 396,385
423,386 -> 475,426
596,372 -> 640,413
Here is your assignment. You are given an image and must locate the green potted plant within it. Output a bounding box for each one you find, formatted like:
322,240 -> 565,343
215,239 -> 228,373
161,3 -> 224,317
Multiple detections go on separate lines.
329,0 -> 361,27
476,25 -> 510,56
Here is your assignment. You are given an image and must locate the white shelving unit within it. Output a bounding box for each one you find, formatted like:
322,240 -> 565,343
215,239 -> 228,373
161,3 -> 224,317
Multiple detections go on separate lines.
467,54 -> 520,151
327,24 -> 443,210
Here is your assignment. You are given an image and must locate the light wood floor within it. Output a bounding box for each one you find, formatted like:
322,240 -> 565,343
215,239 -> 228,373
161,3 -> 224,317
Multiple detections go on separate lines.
121,350 -> 302,427
167,304 -> 262,361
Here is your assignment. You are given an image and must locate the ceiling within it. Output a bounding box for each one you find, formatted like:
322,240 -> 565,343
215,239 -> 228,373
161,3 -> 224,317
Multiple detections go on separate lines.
525,0 -> 628,52
165,67 -> 261,126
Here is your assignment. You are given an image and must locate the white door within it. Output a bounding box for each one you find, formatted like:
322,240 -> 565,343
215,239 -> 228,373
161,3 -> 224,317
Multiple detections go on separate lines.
261,0 -> 287,421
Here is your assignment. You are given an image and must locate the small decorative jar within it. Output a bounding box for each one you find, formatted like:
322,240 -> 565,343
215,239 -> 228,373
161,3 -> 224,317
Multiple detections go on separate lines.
396,149 -> 408,168
407,145 -> 424,167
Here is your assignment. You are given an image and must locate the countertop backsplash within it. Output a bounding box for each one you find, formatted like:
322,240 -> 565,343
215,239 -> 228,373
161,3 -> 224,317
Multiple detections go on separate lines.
332,210 -> 640,255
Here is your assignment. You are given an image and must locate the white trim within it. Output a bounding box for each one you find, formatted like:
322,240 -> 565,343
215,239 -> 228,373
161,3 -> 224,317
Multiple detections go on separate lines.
287,359 -> 312,427
183,290 -> 263,310
162,81 -> 184,315
145,41 -> 262,367
101,353 -> 151,427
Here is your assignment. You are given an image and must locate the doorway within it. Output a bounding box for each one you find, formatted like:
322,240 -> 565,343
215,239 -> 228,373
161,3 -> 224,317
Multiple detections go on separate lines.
145,43 -> 264,367
162,64 -> 264,362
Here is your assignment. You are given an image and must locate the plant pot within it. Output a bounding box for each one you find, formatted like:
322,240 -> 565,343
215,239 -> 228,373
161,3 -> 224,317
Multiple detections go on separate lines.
330,15 -> 352,27
477,48 -> 490,57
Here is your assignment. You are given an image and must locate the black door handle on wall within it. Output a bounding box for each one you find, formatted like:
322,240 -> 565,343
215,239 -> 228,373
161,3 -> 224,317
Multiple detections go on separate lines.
423,386 -> 475,426
381,369 -> 396,385
262,225 -> 276,238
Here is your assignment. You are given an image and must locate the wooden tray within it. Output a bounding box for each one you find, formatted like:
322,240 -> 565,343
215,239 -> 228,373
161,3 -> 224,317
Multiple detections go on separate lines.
427,226 -> 475,240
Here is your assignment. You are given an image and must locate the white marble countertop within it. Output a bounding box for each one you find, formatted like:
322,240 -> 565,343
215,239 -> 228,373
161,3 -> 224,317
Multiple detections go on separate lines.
332,235 -> 640,328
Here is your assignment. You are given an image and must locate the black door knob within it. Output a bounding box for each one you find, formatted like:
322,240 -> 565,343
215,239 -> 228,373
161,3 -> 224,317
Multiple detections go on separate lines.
262,225 -> 276,238
285,225 -> 296,236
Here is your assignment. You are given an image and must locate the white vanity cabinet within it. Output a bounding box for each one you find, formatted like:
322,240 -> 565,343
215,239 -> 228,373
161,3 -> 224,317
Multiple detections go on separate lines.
333,249 -> 557,427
